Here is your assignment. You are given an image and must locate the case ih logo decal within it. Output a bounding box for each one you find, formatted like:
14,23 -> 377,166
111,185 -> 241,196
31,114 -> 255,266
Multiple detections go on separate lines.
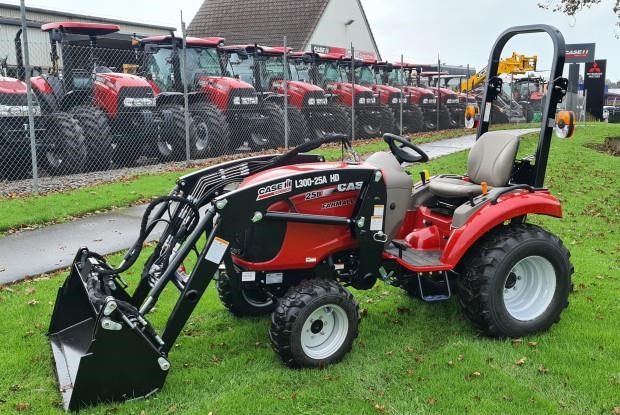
256,179 -> 292,201
337,181 -> 363,192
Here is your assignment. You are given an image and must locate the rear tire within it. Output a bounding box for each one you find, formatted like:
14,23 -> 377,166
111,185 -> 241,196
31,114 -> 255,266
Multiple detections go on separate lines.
216,271 -> 276,317
43,113 -> 87,175
189,102 -> 230,158
158,105 -> 190,161
269,278 -> 359,368
356,109 -> 382,139
69,105 -> 112,171
457,223 -> 573,338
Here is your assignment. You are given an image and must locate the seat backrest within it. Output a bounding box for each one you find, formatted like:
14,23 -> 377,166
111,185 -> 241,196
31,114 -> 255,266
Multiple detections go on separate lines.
467,131 -> 520,187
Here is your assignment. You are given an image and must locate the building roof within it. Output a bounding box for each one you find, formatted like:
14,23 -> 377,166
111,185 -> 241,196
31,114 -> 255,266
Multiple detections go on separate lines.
187,0 -> 330,50
0,2 -> 175,31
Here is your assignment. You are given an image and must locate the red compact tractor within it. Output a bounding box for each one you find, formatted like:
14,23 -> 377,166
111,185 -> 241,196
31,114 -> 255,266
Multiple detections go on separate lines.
47,25 -> 574,411
390,62 -> 440,131
137,35 -> 282,153
24,22 -> 188,167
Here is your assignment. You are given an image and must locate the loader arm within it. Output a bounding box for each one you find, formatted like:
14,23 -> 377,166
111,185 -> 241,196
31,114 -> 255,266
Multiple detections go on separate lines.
460,52 -> 538,92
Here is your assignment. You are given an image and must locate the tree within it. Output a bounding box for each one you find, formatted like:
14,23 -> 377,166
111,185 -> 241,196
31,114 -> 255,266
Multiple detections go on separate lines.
539,0 -> 620,34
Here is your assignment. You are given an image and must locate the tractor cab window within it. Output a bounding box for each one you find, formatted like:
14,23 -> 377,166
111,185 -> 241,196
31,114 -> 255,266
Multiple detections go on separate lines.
256,54 -> 294,90
185,47 -> 222,86
387,69 -> 405,87
318,61 -> 341,87
147,46 -> 174,92
354,66 -> 376,87
226,52 -> 253,84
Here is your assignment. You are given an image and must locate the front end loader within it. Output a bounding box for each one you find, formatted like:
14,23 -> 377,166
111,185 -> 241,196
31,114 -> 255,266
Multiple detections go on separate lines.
48,25 -> 575,412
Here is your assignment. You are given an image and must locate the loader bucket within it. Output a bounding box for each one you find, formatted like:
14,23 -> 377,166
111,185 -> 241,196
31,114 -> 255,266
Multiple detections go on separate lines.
48,249 -> 170,411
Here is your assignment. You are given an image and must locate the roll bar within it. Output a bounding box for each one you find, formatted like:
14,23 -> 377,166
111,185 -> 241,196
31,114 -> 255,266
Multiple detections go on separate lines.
476,24 -> 568,188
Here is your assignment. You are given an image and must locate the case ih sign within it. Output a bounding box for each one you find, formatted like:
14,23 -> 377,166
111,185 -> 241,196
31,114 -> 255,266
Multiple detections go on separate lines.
311,44 -> 376,60
565,43 -> 595,63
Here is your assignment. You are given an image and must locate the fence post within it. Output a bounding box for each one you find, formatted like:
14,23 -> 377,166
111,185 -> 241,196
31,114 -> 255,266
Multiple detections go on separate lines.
20,0 -> 38,194
350,44 -> 355,141
436,55 -> 441,131
283,36 -> 289,148
399,54 -> 404,136
180,12 -> 191,165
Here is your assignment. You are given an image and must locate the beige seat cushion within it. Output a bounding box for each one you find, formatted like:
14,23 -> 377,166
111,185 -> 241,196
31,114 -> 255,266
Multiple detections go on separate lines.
428,131 -> 519,199
429,176 -> 483,199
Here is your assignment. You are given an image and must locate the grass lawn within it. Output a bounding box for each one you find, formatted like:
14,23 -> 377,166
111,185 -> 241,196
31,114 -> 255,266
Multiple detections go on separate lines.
0,123 -> 618,414
0,123 -> 537,234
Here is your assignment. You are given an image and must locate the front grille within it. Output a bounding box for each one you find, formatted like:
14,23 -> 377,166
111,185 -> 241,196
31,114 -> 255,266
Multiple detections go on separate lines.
116,87 -> 156,115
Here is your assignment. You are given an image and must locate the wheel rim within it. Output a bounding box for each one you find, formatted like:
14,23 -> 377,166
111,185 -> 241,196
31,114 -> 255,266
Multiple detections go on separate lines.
194,122 -> 210,152
301,304 -> 348,360
251,132 -> 268,147
362,121 -> 381,135
241,289 -> 274,308
503,255 -> 556,321
158,139 -> 173,157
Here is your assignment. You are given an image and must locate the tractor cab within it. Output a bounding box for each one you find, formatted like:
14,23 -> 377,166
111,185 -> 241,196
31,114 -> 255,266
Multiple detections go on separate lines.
137,35 -> 226,95
390,62 -> 439,130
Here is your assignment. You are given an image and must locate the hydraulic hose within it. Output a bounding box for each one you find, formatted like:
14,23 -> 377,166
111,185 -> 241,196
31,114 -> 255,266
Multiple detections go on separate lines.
96,195 -> 200,276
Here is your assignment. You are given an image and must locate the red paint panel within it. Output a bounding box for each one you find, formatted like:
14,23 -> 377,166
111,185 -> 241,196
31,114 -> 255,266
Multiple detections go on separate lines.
440,191 -> 562,267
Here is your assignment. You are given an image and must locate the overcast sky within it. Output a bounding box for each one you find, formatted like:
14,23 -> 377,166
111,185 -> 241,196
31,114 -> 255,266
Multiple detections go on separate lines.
9,0 -> 620,80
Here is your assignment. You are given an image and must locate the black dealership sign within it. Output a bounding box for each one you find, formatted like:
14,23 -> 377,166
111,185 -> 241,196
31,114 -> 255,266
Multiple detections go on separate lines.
565,43 -> 595,63
584,59 -> 606,119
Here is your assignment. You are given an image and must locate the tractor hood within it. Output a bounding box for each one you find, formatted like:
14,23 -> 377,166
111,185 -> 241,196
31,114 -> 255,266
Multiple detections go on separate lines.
95,73 -> 152,91
195,75 -> 255,93
433,87 -> 459,104
0,77 -> 27,95
271,80 -> 324,94
325,81 -> 373,95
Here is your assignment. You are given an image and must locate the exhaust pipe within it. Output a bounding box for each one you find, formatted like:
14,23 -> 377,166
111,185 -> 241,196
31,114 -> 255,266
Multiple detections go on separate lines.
14,28 -> 25,81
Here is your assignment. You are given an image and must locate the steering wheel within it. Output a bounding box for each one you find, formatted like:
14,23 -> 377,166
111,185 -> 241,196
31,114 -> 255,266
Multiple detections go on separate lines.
383,133 -> 429,164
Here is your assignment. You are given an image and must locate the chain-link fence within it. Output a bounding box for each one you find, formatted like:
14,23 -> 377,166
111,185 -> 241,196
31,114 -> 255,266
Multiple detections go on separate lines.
1,19 -> 553,195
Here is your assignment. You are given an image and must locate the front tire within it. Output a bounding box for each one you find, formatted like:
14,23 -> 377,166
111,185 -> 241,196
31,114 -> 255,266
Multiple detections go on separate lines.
189,102 -> 230,158
457,224 -> 573,338
285,105 -> 309,147
216,271 -> 276,317
69,105 -> 112,171
269,278 -> 359,368
43,113 -> 87,175
438,105 -> 452,130
158,105 -> 190,161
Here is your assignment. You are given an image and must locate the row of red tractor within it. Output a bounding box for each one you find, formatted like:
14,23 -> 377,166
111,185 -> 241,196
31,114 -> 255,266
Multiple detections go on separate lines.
1,21 -> 472,178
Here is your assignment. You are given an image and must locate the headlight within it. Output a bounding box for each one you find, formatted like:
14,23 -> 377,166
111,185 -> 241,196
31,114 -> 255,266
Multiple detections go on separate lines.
0,104 -> 40,117
123,97 -> 156,107
446,98 -> 459,104
308,98 -> 316,105
359,97 -> 366,104
315,97 -> 328,105
422,98 -> 437,105
391,97 -> 406,104
364,97 -> 376,104
233,96 -> 241,105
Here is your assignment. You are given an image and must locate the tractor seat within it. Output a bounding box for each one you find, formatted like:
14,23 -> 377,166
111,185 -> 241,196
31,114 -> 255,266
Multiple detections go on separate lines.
429,131 -> 520,199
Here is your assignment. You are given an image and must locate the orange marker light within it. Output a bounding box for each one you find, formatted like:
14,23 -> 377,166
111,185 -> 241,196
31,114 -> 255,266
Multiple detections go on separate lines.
481,181 -> 488,195
555,110 -> 576,138
464,104 -> 479,129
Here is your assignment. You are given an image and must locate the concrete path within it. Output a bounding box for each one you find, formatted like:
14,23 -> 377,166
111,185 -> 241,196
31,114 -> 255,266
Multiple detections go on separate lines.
0,128 -> 539,284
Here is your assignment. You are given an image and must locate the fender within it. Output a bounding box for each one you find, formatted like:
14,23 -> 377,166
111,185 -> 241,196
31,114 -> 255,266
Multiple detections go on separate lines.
441,191 -> 562,267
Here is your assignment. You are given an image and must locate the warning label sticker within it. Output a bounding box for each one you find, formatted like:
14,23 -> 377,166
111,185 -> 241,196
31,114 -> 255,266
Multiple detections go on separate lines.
205,237 -> 229,264
370,215 -> 383,231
